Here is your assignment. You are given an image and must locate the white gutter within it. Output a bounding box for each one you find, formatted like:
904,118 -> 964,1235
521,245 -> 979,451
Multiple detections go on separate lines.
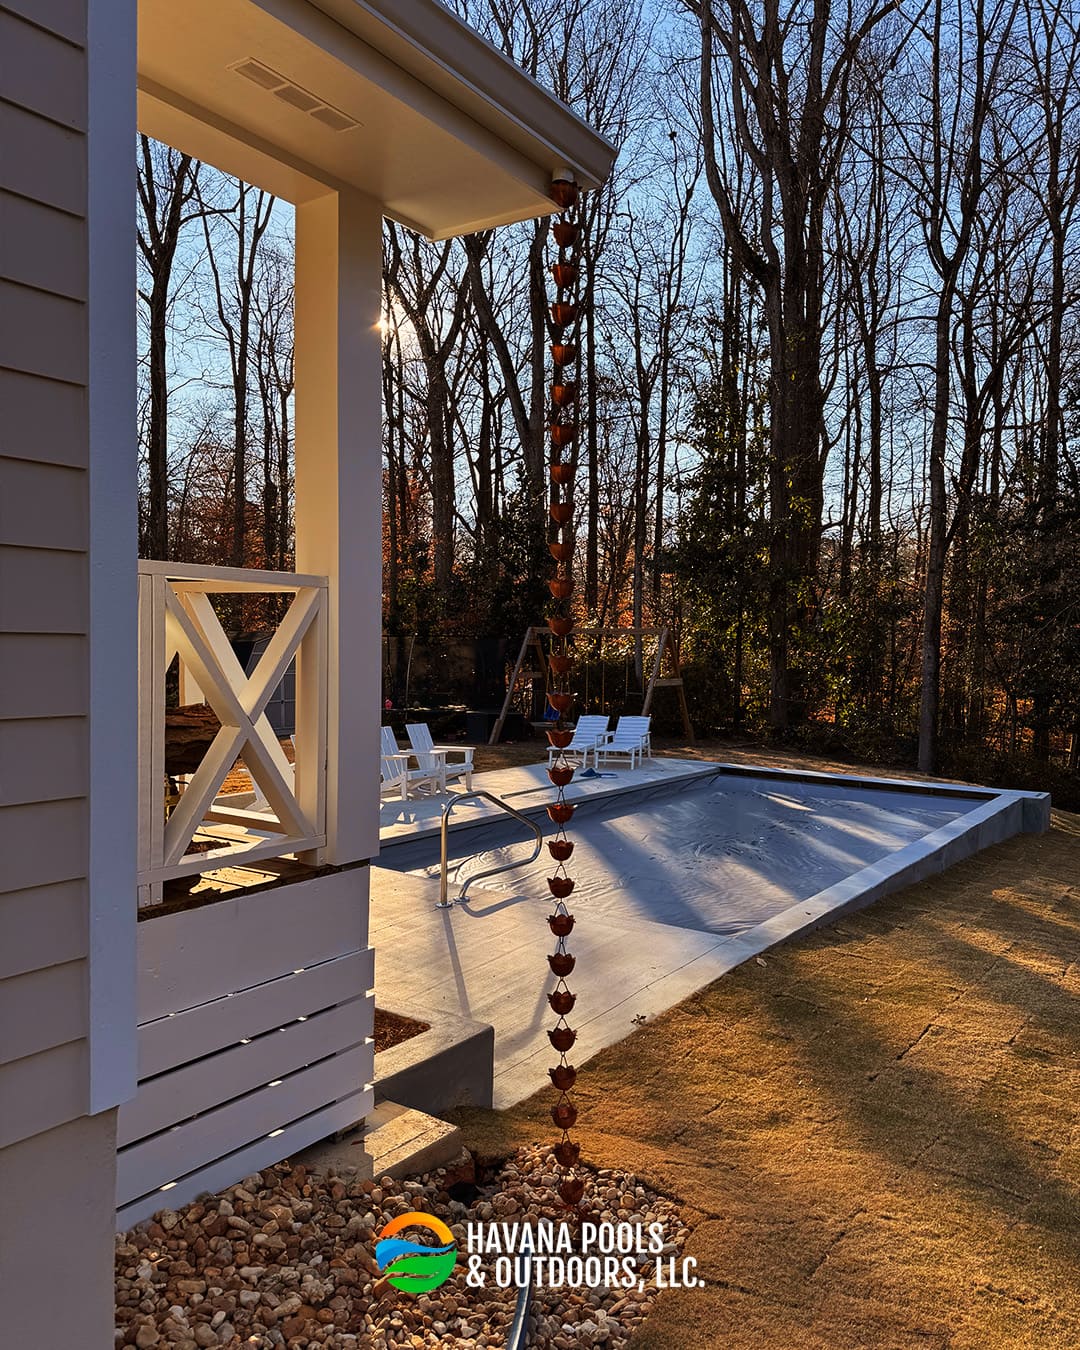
305,0 -> 618,190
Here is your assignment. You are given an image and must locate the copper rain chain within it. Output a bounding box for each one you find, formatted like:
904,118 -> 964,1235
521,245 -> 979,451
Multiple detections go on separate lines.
544,171 -> 586,1210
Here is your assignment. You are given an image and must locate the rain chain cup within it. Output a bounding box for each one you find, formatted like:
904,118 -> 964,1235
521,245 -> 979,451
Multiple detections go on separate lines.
545,170 -> 585,1210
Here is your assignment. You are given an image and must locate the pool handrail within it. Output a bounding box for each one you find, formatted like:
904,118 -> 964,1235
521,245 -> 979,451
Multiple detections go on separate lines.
437,788 -> 544,908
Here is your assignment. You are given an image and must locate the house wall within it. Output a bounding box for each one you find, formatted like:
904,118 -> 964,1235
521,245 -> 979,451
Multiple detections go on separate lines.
1,0 -> 136,1339
0,1111 -> 118,1345
1,0 -> 94,1137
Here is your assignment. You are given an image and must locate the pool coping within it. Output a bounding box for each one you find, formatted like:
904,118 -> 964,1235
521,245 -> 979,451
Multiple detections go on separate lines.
480,783 -> 1051,1105
703,783 -> 1050,972
416,768 -> 1052,961
372,767 -> 1051,1110
379,756 -> 1049,856
379,759 -> 1051,980
382,761 -> 1052,979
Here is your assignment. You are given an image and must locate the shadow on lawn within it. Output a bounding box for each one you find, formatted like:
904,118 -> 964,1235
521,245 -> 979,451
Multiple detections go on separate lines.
457,816 -> 1080,1346
741,853 -> 1080,1258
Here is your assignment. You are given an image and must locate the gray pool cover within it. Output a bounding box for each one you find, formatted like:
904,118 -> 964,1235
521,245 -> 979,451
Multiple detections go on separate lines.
378,774 -> 971,937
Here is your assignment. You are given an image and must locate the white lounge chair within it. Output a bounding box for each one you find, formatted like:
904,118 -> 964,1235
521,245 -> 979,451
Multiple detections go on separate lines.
381,726 -> 443,797
547,714 -> 610,770
406,723 -> 474,791
597,715 -> 652,769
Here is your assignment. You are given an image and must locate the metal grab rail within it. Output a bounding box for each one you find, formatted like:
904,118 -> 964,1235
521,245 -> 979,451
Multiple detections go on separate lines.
437,789 -> 544,909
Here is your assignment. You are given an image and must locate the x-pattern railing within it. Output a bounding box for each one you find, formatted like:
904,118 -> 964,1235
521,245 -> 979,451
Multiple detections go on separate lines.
137,562 -> 328,906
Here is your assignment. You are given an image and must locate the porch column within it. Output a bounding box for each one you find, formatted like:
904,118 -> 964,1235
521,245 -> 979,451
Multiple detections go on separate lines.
294,189 -> 382,866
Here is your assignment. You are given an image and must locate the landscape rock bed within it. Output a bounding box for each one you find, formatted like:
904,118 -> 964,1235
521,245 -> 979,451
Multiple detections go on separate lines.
115,1145 -> 687,1349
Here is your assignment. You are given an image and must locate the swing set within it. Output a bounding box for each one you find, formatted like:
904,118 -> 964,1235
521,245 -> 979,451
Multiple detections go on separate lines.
489,625 -> 694,745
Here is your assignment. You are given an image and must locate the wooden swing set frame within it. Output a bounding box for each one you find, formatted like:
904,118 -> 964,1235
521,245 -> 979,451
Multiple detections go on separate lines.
489,625 -> 694,745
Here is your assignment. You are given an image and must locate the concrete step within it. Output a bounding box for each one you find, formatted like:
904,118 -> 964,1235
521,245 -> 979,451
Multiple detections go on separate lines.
297,1100 -> 462,1182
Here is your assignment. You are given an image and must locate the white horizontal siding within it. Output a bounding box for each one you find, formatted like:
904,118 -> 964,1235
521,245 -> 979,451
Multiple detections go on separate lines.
0,546 -> 88,633
137,947 -> 374,1079
117,1045 -> 372,1202
119,995 -> 371,1146
0,7 -> 86,129
117,875 -> 375,1218
0,960 -> 86,1064
0,369 -> 88,468
137,869 -> 370,1021
0,1039 -> 87,1149
115,1090 -> 372,1230
0,190 -> 88,299
0,879 -> 87,978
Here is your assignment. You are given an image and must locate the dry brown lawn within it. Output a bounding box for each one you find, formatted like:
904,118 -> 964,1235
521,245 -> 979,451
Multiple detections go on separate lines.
456,747 -> 1080,1348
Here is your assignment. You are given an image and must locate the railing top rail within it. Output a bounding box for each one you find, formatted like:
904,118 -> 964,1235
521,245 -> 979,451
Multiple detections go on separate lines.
438,789 -> 544,908
138,559 -> 328,591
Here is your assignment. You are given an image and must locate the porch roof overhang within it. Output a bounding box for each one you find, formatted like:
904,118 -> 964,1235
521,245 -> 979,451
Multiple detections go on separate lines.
137,0 -> 617,238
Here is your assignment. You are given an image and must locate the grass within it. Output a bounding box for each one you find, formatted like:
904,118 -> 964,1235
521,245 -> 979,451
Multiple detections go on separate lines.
455,742 -> 1080,1347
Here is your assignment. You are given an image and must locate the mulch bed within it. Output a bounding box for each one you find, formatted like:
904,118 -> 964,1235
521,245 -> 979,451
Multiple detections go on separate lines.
373,1008 -> 429,1054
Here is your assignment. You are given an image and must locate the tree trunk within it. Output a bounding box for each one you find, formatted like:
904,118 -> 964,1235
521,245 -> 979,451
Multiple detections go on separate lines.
918,293 -> 952,773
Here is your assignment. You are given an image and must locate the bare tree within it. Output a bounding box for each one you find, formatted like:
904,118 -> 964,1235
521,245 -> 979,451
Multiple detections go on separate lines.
692,0 -> 903,732
136,136 -> 200,559
385,225 -> 471,605
889,0 -> 1020,770
252,242 -> 294,571
197,176 -> 275,572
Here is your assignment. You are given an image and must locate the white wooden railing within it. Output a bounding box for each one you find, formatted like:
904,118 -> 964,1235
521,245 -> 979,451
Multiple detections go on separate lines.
138,562 -> 328,907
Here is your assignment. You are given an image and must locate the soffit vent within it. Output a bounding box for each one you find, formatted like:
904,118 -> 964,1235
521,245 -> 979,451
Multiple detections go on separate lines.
230,59 -> 360,132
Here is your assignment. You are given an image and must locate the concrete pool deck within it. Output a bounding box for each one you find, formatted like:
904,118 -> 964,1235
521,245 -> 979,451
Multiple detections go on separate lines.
372,760 -> 1049,1109
378,753 -> 718,844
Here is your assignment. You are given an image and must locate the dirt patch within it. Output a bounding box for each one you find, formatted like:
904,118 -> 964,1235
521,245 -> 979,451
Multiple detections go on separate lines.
456,810 -> 1080,1348
373,1007 -> 429,1054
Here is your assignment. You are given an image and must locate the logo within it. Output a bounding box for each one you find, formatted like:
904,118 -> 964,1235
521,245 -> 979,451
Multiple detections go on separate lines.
375,1212 -> 458,1293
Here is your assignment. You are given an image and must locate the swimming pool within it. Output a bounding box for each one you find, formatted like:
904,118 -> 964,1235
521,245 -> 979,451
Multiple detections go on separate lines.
372,760 -> 1048,1107
378,771 -> 980,937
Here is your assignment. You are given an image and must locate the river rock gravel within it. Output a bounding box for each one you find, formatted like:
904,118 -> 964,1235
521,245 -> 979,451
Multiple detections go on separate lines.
115,1146 -> 688,1348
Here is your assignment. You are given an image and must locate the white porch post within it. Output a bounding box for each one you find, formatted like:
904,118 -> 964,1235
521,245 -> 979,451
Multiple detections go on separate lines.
294,189 -> 383,867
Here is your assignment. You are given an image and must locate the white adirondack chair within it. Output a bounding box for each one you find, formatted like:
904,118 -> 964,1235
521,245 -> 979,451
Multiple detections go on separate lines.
381,726 -> 443,797
406,723 -> 474,791
380,751 -> 412,801
597,715 -> 652,769
547,714 -> 610,770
